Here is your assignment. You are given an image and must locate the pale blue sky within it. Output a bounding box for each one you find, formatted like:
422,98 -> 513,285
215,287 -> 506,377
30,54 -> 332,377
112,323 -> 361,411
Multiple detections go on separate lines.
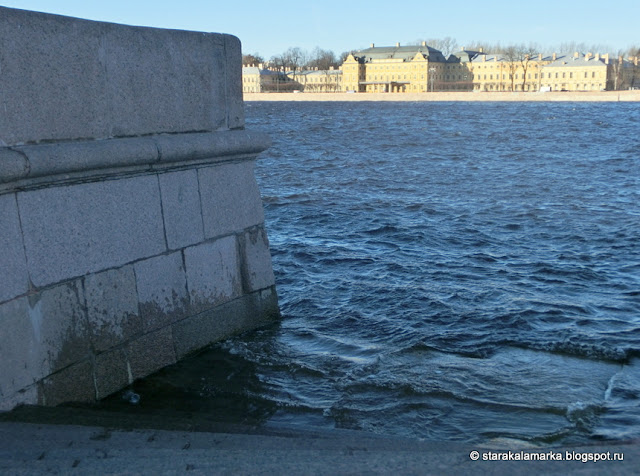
2,1 -> 638,58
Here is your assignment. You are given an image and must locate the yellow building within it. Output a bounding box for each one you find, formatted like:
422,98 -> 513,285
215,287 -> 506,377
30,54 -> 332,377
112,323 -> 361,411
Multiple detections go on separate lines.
340,43 -> 639,93
291,68 -> 342,92
342,43 -> 448,93
242,66 -> 297,93
539,53 -> 611,91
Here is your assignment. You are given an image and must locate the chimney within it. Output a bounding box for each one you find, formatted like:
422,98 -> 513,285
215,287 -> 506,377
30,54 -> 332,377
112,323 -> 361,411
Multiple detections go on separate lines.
479,47 -> 484,53
603,53 -> 609,64
595,53 -> 600,61
370,43 -> 375,48
552,52 -> 557,61
422,41 -> 427,47
396,42 -> 400,48
461,46 -> 465,51
585,52 -> 592,61
482,54 -> 486,62
538,53 -> 542,60
574,51 -> 579,58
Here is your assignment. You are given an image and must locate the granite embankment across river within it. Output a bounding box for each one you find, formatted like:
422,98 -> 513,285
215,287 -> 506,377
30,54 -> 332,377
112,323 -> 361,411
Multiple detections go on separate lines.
245,90 -> 640,102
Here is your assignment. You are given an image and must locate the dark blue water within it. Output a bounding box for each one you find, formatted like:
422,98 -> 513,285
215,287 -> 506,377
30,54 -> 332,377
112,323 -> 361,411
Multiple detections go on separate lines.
113,102 -> 640,445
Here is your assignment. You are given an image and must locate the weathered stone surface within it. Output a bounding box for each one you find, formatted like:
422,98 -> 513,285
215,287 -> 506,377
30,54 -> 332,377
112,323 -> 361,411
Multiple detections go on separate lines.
0,6 -> 278,411
225,35 -> 244,130
0,385 -> 38,412
128,327 -> 176,381
84,266 -> 141,353
172,294 -> 260,359
0,298 -> 38,398
0,6 -> 239,145
39,360 -> 95,406
0,149 -> 29,183
158,170 -> 205,250
135,252 -> 189,332
240,227 -> 276,292
18,176 -> 165,288
0,193 -> 29,303
184,237 -> 241,313
94,348 -> 130,400
30,282 -> 90,375
15,136 -> 158,179
199,161 -> 264,238
0,282 -> 89,398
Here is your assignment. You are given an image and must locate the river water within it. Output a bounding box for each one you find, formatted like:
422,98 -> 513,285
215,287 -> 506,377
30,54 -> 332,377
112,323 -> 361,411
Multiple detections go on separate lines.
111,101 -> 640,445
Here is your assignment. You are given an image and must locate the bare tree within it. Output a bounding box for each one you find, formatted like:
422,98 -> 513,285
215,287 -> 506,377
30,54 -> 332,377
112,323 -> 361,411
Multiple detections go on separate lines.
518,44 -> 539,91
503,46 -> 519,91
242,53 -> 264,66
413,37 -> 459,57
307,47 -> 339,70
282,47 -> 307,76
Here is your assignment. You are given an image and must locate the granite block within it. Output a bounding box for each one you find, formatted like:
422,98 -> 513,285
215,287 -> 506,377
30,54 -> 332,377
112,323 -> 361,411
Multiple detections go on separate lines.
0,298 -> 39,397
199,161 -> 264,238
0,385 -> 38,411
84,266 -> 142,353
30,281 -> 90,374
172,294 -> 259,359
0,193 -> 29,303
18,175 -> 165,288
39,360 -> 95,406
127,327 -> 176,381
134,252 -> 189,332
184,237 -> 241,313
158,169 -> 205,250
94,348 -> 130,399
0,7 -> 237,145
240,227 -> 276,292
225,35 -> 245,130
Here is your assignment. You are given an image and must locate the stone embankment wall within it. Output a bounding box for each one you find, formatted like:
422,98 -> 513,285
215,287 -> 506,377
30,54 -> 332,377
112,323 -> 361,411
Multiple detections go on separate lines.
0,7 -> 279,410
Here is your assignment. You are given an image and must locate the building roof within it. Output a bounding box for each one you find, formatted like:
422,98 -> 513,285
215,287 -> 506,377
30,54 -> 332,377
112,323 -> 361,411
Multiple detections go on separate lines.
242,67 -> 286,76
353,44 -> 447,63
543,54 -> 609,68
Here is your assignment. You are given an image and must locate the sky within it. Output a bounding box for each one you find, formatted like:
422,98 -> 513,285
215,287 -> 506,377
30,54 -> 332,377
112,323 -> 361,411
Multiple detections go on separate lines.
2,1 -> 638,59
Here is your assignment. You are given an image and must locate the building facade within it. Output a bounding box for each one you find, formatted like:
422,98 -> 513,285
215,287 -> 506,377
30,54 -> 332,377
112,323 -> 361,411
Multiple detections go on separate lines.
242,45 -> 639,94
242,66 -> 297,93
290,68 -> 342,92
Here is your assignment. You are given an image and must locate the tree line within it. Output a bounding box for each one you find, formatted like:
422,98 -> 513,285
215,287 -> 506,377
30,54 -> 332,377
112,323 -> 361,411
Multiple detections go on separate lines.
244,39 -> 640,71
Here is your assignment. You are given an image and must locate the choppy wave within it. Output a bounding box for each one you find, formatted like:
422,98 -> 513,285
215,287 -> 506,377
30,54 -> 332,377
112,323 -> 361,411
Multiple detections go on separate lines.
110,102 -> 640,445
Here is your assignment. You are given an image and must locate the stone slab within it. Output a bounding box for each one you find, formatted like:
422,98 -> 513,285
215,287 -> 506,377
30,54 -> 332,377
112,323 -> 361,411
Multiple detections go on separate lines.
240,227 -> 276,293
94,348 -> 131,400
127,327 -> 177,381
85,265 -> 141,353
0,298 -> 38,398
0,281 -> 89,398
199,161 -> 264,238
0,386 -> 38,412
172,293 -> 260,360
158,169 -> 204,250
39,360 -> 95,407
183,237 -> 241,313
0,193 -> 29,303
0,6 -> 240,145
29,281 -> 90,375
134,252 -> 189,332
18,175 -> 166,288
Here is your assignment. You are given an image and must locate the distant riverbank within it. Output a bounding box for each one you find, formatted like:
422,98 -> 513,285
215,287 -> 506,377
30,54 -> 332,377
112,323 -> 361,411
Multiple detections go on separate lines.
245,90 -> 640,102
